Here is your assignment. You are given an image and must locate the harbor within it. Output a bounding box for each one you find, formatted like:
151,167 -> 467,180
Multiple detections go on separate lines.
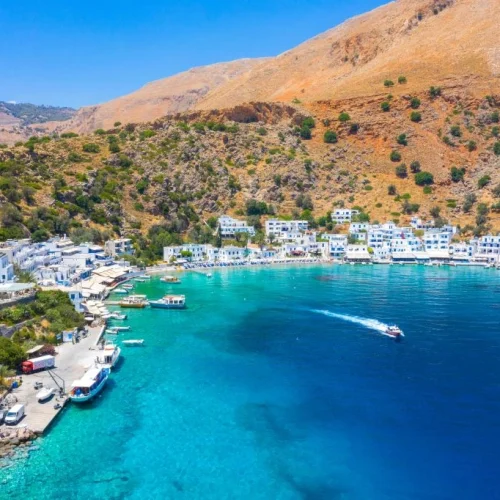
1,324 -> 105,436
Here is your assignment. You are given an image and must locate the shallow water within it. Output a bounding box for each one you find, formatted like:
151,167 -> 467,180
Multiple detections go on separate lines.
1,265 -> 500,499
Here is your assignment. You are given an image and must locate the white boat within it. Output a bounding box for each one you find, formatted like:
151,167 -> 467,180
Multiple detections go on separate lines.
134,278 -> 146,282
119,295 -> 148,308
70,367 -> 110,403
111,326 -> 130,332
149,294 -> 186,309
206,273 -> 212,278
385,325 -> 404,340
161,275 -> 181,284
109,313 -> 127,320
123,339 -> 144,346
105,329 -> 119,335
96,343 -> 121,368
122,284 -> 134,289
37,387 -> 56,402
114,288 -> 129,294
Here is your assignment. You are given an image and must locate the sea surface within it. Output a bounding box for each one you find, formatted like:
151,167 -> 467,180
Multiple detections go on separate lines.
1,265 -> 500,499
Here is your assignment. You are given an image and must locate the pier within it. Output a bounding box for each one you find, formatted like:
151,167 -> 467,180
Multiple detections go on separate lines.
1,324 -> 105,435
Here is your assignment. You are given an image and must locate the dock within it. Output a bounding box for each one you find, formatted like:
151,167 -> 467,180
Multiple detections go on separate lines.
1,324 -> 105,435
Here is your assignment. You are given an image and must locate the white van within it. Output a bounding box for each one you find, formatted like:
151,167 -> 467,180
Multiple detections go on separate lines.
4,404 -> 25,425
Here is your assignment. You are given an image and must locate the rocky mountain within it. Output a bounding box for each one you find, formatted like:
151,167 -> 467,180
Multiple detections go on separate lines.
44,59 -> 266,135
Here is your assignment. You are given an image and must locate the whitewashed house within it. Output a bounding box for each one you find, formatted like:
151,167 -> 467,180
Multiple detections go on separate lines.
331,209 -> 359,224
265,219 -> 308,239
218,215 -> 255,239
0,253 -> 14,283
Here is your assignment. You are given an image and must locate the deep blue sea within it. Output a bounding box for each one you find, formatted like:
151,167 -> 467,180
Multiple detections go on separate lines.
1,265 -> 500,499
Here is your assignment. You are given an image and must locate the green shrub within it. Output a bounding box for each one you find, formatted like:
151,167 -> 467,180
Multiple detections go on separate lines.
61,132 -> 78,138
414,171 -> 434,186
114,121 -> 122,127
82,143 -> 100,153
390,150 -> 402,162
478,175 -> 491,188
491,111 -> 499,123
381,101 -> 390,112
387,184 -> 397,195
492,126 -> 500,137
467,140 -> 477,152
410,111 -> 422,122
140,129 -> 156,140
410,161 -> 421,173
395,164 -> 407,178
349,123 -> 359,134
256,127 -> 267,136
302,117 -> 316,129
384,80 -> 394,87
423,186 -> 432,194
410,97 -> 421,109
109,142 -> 121,153
398,76 -> 407,84
397,134 -> 408,146
300,126 -> 312,140
429,86 -> 442,98
450,166 -> 465,182
323,130 -> 338,143
494,142 -> 500,156
94,129 -> 106,135
338,112 -> 351,122
450,125 -> 461,137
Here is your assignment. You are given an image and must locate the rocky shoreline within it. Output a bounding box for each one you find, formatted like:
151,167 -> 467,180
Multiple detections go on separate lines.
0,427 -> 37,463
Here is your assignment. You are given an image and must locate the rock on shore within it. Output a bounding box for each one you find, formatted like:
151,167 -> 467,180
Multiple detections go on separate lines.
0,427 -> 36,461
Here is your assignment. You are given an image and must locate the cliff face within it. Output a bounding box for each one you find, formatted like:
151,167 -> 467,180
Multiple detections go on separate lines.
197,0 -> 500,109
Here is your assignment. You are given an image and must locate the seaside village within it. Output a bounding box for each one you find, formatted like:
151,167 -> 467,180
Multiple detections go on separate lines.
0,209 -> 500,455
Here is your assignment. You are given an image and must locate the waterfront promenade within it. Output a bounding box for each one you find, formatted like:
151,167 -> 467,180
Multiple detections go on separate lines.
1,324 -> 104,434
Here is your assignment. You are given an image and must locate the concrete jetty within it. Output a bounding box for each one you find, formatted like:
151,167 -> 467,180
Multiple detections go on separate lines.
0,324 -> 105,435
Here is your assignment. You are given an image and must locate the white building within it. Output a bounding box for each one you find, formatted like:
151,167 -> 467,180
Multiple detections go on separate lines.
218,246 -> 247,261
423,230 -> 453,251
218,216 -> 255,239
163,244 -> 212,262
104,238 -> 134,257
0,253 -> 14,283
321,234 -> 348,259
345,245 -> 371,262
331,209 -> 359,224
265,219 -> 308,239
475,235 -> 500,262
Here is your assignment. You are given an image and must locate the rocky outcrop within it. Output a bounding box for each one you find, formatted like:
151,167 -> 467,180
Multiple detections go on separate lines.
0,426 -> 37,461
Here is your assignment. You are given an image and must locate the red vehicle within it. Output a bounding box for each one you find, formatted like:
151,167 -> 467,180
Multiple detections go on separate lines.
21,355 -> 55,374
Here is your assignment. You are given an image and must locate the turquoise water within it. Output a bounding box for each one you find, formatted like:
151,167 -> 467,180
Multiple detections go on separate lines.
1,265 -> 500,499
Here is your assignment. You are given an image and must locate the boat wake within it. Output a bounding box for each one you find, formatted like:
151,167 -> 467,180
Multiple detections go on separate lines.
312,310 -> 403,337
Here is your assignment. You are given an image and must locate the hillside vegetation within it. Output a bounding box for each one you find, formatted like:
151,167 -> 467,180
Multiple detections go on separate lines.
1,87 -> 499,262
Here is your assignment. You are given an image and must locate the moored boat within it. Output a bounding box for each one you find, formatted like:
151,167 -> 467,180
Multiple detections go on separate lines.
161,275 -> 181,284
123,339 -> 144,346
385,325 -> 403,340
122,284 -> 134,289
109,313 -> 127,320
114,288 -> 129,294
149,294 -> 186,309
119,295 -> 148,308
70,366 -> 110,403
96,342 -> 121,368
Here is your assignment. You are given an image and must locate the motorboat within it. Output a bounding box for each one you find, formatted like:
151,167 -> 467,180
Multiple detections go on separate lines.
134,278 -> 146,282
110,326 -> 130,332
114,288 -> 129,294
119,295 -> 148,308
149,294 -> 186,309
37,387 -> 56,402
385,325 -> 403,339
123,339 -> 144,346
96,343 -> 121,368
206,273 -> 212,278
70,367 -> 110,403
161,275 -> 181,284
109,313 -> 127,320
105,329 -> 119,335
122,284 -> 134,289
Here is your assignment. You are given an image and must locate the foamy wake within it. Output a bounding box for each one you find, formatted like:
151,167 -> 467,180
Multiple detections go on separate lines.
312,310 -> 402,337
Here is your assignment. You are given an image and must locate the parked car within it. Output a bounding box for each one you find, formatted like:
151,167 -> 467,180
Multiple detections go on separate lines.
4,404 -> 25,425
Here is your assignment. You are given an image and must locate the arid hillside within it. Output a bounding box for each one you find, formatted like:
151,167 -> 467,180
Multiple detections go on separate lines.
42,59 -> 266,135
198,0 -> 500,109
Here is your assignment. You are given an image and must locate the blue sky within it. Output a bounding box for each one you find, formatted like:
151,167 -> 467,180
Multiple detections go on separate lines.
0,0 -> 386,108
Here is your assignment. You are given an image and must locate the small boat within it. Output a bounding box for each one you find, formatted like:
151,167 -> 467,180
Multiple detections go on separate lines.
96,343 -> 121,368
206,273 -> 212,278
161,275 -> 181,284
122,284 -> 134,289
109,313 -> 127,320
134,278 -> 146,282
114,288 -> 129,294
149,294 -> 186,309
385,325 -> 403,340
37,387 -> 56,402
119,295 -> 148,308
111,326 -> 130,332
70,367 -> 110,403
123,339 -> 144,346
105,329 -> 119,335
